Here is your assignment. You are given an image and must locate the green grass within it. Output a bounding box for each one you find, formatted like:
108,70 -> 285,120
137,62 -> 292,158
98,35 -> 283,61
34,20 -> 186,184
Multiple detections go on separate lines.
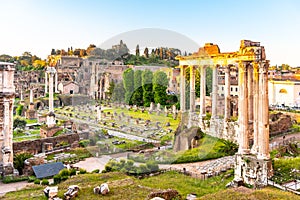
25,118 -> 38,124
3,170 -> 299,200
13,135 -> 41,142
129,134 -> 232,164
271,157 -> 300,184
198,186 -> 300,200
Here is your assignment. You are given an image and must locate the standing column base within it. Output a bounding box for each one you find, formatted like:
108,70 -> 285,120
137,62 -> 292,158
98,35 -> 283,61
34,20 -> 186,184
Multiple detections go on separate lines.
234,154 -> 273,188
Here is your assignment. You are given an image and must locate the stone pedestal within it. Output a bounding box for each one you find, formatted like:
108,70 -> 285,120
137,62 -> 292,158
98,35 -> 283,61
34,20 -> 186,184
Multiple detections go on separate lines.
234,154 -> 273,187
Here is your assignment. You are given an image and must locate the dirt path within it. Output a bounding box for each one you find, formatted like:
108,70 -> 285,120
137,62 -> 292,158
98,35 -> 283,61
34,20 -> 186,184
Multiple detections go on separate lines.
270,132 -> 300,144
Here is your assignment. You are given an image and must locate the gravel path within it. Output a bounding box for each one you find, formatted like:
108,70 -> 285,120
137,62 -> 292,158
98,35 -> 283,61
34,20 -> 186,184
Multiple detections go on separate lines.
0,181 -> 32,197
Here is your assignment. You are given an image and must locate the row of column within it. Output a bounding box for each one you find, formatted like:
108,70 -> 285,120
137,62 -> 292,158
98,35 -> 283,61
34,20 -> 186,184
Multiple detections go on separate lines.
45,70 -> 58,94
238,61 -> 270,159
179,65 -> 218,121
179,61 -> 270,159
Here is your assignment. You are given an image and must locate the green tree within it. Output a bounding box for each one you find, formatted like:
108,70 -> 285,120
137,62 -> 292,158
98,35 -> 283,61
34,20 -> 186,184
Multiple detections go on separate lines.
123,68 -> 134,104
142,70 -> 154,107
13,117 -> 27,129
206,67 -> 213,96
112,81 -> 125,103
153,71 -> 168,105
106,81 -> 115,101
13,152 -> 33,175
131,70 -> 143,106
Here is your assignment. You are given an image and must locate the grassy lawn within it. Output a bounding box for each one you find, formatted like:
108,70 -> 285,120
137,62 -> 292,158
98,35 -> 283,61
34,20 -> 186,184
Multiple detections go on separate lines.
129,134 -> 234,164
271,157 -> 300,184
3,170 -> 299,200
13,135 -> 41,142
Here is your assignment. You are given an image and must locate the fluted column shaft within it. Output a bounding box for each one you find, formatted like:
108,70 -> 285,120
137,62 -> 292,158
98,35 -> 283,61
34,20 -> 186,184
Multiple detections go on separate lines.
224,65 -> 231,121
238,62 -> 249,154
199,65 -> 206,119
180,65 -> 186,112
211,65 -> 218,119
258,61 -> 270,159
189,65 -> 195,112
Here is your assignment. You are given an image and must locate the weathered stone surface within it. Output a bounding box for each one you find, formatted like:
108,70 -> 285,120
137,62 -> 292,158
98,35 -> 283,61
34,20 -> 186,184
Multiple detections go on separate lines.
148,189 -> 179,200
13,133 -> 80,155
269,112 -> 292,136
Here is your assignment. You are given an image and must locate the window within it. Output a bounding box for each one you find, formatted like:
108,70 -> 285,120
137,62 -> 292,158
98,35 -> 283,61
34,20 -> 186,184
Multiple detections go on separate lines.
231,87 -> 233,92
235,88 -> 238,92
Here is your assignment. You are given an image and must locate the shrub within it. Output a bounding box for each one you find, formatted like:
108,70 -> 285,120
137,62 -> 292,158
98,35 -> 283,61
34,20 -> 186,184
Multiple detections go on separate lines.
13,152 -> 33,175
34,179 -> 41,184
79,139 -> 90,147
59,168 -> 70,177
53,174 -> 61,184
92,169 -> 100,173
41,179 -> 49,185
79,168 -> 87,174
146,161 -> 159,172
2,175 -> 28,183
28,176 -> 36,183
69,168 -> 77,176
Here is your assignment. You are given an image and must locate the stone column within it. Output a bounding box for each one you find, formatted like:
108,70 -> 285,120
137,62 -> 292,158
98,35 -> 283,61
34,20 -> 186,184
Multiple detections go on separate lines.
45,72 -> 48,95
211,65 -> 218,120
180,65 -> 186,112
251,62 -> 259,154
189,65 -> 195,112
224,65 -> 231,122
96,105 -> 101,121
20,89 -> 23,101
55,72 -> 58,93
258,61 -> 270,159
199,65 -> 206,120
29,89 -> 33,103
238,62 -> 249,154
48,71 -> 54,112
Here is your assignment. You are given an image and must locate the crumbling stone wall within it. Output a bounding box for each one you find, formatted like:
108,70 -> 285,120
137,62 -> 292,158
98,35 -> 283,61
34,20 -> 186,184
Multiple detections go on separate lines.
269,112 -> 292,136
13,133 -> 80,155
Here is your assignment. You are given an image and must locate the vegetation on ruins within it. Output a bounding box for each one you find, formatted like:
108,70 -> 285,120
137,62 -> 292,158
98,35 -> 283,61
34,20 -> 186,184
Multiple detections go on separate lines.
13,152 -> 33,175
5,169 -> 297,200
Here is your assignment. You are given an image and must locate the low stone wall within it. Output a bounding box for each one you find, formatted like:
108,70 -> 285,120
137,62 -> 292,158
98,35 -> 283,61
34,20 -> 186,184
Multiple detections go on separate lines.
13,133 -> 80,155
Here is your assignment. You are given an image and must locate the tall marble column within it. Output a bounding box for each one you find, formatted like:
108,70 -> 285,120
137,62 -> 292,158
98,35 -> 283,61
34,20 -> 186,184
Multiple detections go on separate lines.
49,72 -> 54,112
199,65 -> 206,119
29,89 -> 33,103
238,62 -> 249,154
180,65 -> 186,112
211,65 -> 218,120
251,62 -> 259,154
247,64 -> 254,127
258,61 -> 270,159
189,65 -> 195,112
55,72 -> 58,93
224,65 -> 231,122
45,72 -> 48,95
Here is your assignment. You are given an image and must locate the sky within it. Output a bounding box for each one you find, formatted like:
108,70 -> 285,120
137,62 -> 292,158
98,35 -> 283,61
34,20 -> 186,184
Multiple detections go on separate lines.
1,0 -> 300,66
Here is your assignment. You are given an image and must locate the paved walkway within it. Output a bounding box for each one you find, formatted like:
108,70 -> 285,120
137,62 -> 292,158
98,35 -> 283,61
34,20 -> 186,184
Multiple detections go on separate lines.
0,181 -> 32,197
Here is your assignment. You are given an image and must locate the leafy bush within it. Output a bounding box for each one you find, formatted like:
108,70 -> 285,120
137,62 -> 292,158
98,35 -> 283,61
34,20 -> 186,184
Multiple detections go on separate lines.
53,174 -> 61,184
79,139 -> 90,147
2,175 -> 28,183
41,179 -> 49,185
13,152 -> 33,175
59,168 -> 70,177
79,168 -> 87,174
34,179 -> 40,184
92,169 -> 100,173
28,176 -> 36,183
13,116 -> 27,129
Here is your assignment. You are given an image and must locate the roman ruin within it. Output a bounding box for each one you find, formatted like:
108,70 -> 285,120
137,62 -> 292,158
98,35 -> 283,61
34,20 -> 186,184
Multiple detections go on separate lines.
0,62 -> 16,176
176,40 -> 273,186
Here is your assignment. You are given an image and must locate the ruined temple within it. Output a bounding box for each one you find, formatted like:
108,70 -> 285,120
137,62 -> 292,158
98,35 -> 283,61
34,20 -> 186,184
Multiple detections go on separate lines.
0,62 -> 16,176
176,40 -> 273,186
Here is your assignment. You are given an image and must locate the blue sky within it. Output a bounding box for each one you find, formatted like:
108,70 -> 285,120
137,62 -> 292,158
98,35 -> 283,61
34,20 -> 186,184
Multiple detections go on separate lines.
1,0 -> 300,66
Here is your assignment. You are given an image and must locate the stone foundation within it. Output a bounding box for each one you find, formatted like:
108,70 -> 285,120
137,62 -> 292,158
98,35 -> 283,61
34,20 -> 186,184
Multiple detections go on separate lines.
234,154 -> 273,187
40,126 -> 63,138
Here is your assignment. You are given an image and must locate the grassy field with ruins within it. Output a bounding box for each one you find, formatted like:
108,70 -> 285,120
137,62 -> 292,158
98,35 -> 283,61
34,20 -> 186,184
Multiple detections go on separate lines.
3,170 -> 299,200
